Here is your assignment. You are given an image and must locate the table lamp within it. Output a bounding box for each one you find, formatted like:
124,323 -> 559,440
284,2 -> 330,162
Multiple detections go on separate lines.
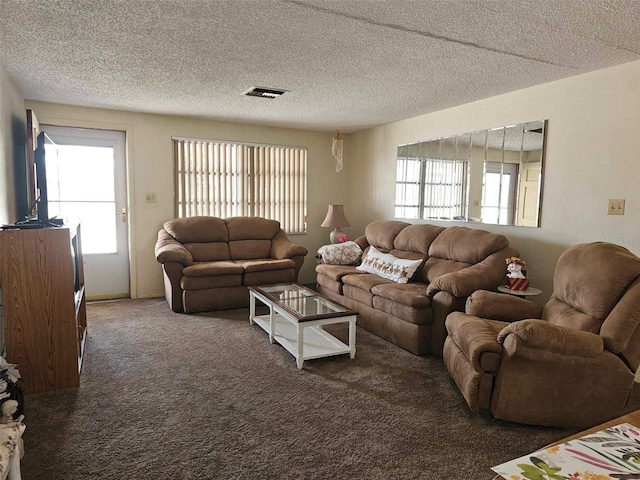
321,204 -> 350,244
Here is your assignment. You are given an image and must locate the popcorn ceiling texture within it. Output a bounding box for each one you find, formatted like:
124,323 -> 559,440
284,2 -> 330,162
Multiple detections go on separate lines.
1,0 -> 639,132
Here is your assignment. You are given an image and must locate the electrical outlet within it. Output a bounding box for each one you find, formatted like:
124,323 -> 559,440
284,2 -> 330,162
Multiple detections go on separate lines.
608,199 -> 625,215
145,192 -> 157,203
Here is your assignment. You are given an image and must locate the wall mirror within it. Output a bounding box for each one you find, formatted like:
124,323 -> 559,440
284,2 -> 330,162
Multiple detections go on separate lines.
395,120 -> 547,227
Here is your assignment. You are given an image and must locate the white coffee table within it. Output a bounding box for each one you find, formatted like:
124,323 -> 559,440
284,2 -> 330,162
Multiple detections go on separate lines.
248,283 -> 357,369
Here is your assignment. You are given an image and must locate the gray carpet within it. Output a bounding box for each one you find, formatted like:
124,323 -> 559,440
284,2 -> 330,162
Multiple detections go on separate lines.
20,298 -> 636,479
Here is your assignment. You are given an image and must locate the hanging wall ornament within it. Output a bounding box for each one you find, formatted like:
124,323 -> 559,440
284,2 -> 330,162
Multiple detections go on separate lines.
332,130 -> 343,172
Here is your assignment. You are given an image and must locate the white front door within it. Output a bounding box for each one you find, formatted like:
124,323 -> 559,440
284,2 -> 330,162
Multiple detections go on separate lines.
43,125 -> 129,300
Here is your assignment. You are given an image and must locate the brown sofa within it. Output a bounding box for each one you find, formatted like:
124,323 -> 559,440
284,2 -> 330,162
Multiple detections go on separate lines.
315,220 -> 517,356
155,216 -> 308,313
444,242 -> 640,427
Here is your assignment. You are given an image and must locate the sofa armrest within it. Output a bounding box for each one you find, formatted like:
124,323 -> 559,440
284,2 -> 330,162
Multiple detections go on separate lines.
270,230 -> 308,259
497,319 -> 604,358
426,247 -> 517,298
465,290 -> 543,322
354,235 -> 368,252
155,229 -> 193,266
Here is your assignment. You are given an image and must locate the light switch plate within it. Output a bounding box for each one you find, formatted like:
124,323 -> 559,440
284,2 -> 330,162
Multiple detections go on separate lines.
145,192 -> 157,203
608,199 -> 625,215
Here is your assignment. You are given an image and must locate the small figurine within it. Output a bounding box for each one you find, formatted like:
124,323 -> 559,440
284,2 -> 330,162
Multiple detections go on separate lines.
0,400 -> 18,423
506,257 -> 526,278
505,256 -> 529,291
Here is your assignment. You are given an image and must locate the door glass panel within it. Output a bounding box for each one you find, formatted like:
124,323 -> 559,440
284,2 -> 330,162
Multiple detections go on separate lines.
44,144 -> 117,254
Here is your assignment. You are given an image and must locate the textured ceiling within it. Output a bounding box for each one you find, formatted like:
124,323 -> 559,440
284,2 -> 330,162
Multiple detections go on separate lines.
1,0 -> 639,133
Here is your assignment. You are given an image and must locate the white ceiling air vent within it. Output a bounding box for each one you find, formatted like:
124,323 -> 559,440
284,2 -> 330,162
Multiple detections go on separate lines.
242,87 -> 288,99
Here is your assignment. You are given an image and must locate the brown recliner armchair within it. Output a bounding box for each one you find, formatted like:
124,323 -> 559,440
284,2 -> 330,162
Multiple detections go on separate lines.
443,242 -> 640,427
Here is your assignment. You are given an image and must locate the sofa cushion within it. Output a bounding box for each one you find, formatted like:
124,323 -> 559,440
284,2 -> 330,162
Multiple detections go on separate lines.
316,264 -> 360,282
393,224 -> 445,254
372,297 -> 433,325
235,258 -> 295,272
357,246 -> 422,283
364,220 -> 410,251
428,226 -> 508,264
343,272 -> 394,291
421,257 -> 471,284
317,274 -> 342,294
229,240 -> 272,260
180,275 -> 243,290
371,282 -> 430,309
164,216 -> 228,243
184,242 -> 231,262
343,284 -> 375,307
183,261 -> 243,277
244,269 -> 295,286
226,216 -> 280,241
542,297 -> 602,333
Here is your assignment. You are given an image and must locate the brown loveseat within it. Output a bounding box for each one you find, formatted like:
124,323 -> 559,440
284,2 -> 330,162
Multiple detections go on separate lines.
155,216 -> 308,313
316,220 -> 517,356
444,242 -> 640,427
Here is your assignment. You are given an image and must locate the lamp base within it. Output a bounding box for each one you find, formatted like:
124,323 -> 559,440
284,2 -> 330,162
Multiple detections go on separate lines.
329,228 -> 344,244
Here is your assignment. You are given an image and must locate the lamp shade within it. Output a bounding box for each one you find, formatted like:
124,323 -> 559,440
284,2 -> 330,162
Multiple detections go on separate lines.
321,205 -> 350,228
321,205 -> 350,244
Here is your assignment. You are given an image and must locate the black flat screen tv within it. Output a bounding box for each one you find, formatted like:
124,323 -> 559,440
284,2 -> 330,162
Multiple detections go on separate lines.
34,131 -> 49,224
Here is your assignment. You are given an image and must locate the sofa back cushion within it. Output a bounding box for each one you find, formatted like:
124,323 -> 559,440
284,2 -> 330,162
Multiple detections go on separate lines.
393,224 -> 445,255
365,220 -> 410,252
164,216 -> 228,243
420,226 -> 507,283
184,243 -> 231,262
164,216 -> 231,262
226,216 -> 281,260
428,226 -> 509,264
420,257 -> 471,283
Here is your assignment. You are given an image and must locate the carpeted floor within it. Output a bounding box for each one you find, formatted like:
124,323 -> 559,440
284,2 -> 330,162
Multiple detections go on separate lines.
20,298 -> 638,479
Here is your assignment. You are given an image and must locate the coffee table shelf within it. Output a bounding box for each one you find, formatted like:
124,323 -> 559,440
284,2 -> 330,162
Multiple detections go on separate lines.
252,314 -> 352,362
249,283 -> 357,369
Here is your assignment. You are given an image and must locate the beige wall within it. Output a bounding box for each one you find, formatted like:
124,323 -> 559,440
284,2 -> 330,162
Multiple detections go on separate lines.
0,68 -> 26,224
348,60 -> 640,303
23,101 -> 350,297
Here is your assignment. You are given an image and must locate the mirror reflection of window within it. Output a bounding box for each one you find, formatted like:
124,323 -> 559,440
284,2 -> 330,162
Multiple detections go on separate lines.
395,120 -> 546,227
482,163 -> 516,224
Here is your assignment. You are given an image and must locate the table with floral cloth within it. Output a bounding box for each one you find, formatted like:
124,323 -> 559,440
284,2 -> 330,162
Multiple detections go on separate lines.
0,422 -> 24,480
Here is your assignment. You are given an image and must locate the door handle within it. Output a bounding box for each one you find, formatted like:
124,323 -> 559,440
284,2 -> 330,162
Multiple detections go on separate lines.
118,207 -> 127,224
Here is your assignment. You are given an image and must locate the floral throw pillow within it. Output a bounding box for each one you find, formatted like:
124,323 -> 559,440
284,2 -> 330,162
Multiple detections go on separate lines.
356,245 -> 422,284
317,241 -> 363,265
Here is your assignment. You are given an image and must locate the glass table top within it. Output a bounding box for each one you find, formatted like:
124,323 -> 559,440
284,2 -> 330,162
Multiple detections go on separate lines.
252,284 -> 353,320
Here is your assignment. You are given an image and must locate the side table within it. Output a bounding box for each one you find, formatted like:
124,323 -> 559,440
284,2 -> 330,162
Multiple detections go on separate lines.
497,285 -> 542,299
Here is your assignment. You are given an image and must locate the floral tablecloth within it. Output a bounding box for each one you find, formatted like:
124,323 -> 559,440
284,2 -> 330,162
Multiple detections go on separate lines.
0,422 -> 24,479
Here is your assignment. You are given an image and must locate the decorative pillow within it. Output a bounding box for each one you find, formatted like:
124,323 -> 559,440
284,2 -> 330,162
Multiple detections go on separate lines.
317,241 -> 363,265
356,246 -> 422,284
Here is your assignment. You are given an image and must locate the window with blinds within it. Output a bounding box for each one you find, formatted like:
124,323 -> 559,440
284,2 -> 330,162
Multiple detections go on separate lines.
173,138 -> 307,234
396,142 -> 467,220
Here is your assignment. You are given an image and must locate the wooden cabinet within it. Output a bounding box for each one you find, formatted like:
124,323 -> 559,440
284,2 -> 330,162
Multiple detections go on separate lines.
0,223 -> 86,393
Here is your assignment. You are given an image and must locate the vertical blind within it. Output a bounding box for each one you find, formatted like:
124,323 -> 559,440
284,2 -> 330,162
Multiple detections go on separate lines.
173,138 -> 307,234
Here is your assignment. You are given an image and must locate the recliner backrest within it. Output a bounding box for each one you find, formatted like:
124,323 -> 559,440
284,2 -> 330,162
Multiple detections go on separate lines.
542,243 -> 640,369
